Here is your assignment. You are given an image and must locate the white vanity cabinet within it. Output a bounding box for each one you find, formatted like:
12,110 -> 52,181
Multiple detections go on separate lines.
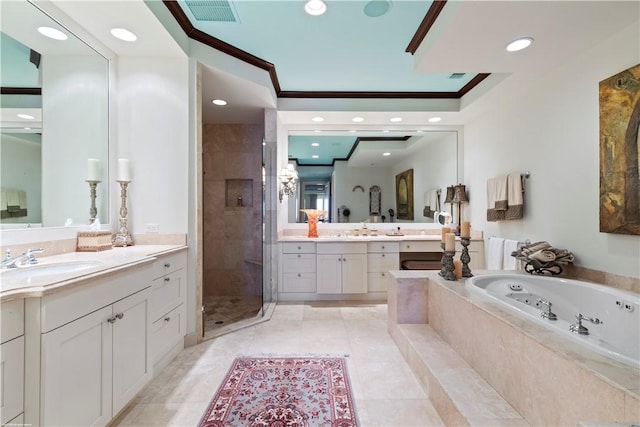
281,242 -> 316,293
316,242 -> 367,294
36,263 -> 153,427
149,250 -> 187,373
1,300 -> 25,426
367,242 -> 400,293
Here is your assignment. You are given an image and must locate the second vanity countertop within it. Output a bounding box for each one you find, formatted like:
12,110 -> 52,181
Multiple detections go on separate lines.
278,235 -> 480,243
0,245 -> 187,303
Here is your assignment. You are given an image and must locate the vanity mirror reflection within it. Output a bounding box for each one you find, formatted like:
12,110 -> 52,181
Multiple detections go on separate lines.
287,129 -> 460,224
1,0 -> 109,229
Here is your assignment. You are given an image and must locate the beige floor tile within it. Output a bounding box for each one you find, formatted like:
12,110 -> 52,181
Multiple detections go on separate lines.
113,302 -> 442,427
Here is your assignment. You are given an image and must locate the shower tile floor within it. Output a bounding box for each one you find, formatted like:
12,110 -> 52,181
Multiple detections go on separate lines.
203,295 -> 263,332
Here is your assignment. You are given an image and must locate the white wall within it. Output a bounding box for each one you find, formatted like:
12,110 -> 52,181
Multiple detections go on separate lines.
333,161 -> 393,223
391,132 -> 458,223
463,22 -> 640,278
116,57 -> 189,234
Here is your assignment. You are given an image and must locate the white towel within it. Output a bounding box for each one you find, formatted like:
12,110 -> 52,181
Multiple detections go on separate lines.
6,190 -> 19,207
18,190 -> 27,209
487,237 -> 505,270
503,239 -> 519,270
506,173 -> 524,219
0,191 -> 7,211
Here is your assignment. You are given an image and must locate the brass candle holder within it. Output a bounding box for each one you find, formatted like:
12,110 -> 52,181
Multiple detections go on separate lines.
112,180 -> 133,247
86,180 -> 101,224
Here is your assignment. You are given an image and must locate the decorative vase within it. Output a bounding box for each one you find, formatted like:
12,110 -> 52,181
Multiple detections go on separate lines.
301,209 -> 326,238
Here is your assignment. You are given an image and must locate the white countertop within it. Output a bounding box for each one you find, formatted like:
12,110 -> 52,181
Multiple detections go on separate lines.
0,245 -> 187,302
278,234 -> 477,243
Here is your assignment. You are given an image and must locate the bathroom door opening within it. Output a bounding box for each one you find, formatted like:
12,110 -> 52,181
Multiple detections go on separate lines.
201,124 -> 265,337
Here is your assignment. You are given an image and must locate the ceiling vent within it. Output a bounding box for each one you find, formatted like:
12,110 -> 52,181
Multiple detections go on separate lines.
185,0 -> 239,23
449,73 -> 466,79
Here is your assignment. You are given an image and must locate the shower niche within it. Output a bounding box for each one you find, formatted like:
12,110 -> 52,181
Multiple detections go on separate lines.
225,179 -> 253,208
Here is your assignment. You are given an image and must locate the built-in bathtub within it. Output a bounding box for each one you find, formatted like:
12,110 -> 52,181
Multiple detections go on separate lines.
388,270 -> 640,425
466,274 -> 640,369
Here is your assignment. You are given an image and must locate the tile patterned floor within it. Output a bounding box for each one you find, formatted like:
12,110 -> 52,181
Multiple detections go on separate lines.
202,295 -> 263,331
112,301 -> 445,427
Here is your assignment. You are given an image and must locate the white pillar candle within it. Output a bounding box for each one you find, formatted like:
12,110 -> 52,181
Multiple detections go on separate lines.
445,233 -> 455,251
87,158 -> 100,181
117,158 -> 130,181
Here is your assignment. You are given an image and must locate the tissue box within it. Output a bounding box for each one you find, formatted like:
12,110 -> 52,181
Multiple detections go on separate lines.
77,231 -> 113,252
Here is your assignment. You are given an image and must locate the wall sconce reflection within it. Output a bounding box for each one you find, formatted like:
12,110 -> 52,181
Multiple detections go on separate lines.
279,164 -> 299,203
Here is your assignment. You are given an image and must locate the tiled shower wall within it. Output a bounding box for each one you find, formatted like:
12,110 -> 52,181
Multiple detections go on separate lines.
203,123 -> 264,298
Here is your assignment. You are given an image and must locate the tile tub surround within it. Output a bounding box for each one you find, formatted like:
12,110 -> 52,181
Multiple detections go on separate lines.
388,270 -> 640,426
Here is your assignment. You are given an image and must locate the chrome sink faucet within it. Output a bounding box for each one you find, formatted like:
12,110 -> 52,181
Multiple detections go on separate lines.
569,313 -> 603,335
2,248 -> 45,269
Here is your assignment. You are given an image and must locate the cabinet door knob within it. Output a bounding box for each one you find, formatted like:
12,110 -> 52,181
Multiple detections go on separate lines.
116,312 -> 124,320
164,263 -> 171,268
297,273 -> 301,277
297,254 -> 301,258
164,316 -> 171,322
107,316 -> 117,324
381,272 -> 385,276
164,277 -> 171,282
297,246 -> 301,250
382,254 -> 385,257
406,245 -> 411,249
381,245 -> 385,249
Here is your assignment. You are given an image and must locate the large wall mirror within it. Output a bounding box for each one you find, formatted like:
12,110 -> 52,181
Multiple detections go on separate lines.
1,0 -> 109,229
287,129 -> 459,224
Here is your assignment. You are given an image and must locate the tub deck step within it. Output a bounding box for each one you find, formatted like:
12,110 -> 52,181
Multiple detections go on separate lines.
394,323 -> 530,426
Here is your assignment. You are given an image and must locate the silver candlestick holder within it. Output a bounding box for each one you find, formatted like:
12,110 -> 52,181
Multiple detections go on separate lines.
439,249 -> 457,281
112,180 -> 133,247
86,180 -> 101,224
460,237 -> 473,277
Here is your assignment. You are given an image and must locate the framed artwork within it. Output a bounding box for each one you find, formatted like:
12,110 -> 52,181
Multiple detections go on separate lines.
395,169 -> 414,220
599,63 -> 640,235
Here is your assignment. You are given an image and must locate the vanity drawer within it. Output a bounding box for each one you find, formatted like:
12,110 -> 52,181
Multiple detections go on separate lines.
400,241 -> 442,252
152,251 -> 187,278
367,242 -> 400,253
282,242 -> 316,254
282,273 -> 316,293
316,242 -> 367,254
367,272 -> 390,292
150,269 -> 185,322
367,253 -> 399,272
1,300 -> 24,344
150,304 -> 186,365
282,254 -> 316,272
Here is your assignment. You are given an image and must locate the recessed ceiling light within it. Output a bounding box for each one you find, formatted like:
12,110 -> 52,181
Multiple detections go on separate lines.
349,130 -> 357,133
17,113 -> 35,120
383,130 -> 389,133
24,127 -> 31,130
110,28 -> 137,42
417,130 -> 424,133
305,0 -> 327,16
311,116 -> 324,122
383,152 -> 391,156
212,99 -> 227,106
38,27 -> 67,40
506,37 -> 533,52
390,117 -> 403,122
428,117 -> 442,123
312,155 -> 319,159
311,142 -> 320,147
352,117 -> 364,123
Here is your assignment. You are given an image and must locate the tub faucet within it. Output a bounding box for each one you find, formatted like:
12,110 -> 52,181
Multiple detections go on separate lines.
569,313 -> 603,335
537,298 -> 557,321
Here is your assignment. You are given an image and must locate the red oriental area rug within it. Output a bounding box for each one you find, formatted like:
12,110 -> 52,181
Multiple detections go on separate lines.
198,356 -> 358,427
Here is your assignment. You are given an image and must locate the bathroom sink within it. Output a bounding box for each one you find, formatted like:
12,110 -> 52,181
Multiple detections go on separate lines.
1,260 -> 105,281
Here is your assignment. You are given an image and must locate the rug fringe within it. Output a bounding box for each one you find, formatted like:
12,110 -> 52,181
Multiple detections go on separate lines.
236,352 -> 350,358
